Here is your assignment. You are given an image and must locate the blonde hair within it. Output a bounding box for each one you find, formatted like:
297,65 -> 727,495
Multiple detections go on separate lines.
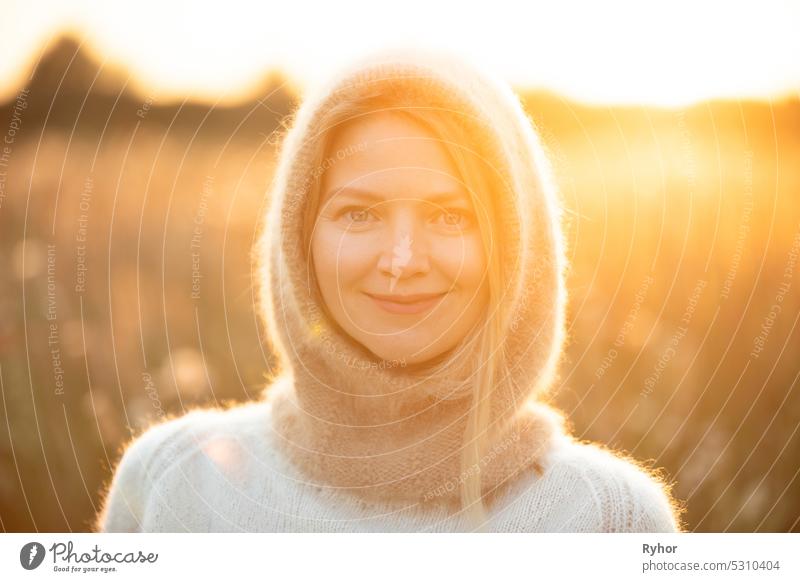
296,92 -> 514,531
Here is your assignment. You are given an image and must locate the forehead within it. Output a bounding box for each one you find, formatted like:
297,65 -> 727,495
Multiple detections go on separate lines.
319,111 -> 467,204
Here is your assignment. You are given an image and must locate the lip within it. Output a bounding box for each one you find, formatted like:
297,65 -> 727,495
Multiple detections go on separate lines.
364,292 -> 448,314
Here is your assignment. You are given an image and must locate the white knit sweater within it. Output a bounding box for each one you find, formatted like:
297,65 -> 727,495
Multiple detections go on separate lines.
98,401 -> 681,533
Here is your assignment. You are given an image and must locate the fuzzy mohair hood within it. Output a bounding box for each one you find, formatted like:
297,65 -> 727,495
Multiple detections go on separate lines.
256,47 -> 570,507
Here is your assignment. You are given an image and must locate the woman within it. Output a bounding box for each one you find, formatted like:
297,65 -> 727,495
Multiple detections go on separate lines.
97,48 -> 683,532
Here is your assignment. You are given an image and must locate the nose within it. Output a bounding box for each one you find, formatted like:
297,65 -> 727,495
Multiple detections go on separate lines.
377,214 -> 430,286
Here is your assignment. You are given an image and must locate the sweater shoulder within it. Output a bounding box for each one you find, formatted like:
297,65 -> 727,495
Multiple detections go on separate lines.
97,401 -> 271,532
543,434 -> 683,532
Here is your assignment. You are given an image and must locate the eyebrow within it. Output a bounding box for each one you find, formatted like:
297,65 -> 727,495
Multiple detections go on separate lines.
324,187 -> 469,205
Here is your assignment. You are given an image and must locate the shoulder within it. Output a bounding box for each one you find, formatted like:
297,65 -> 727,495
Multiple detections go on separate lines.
538,434 -> 684,532
96,401 -> 271,532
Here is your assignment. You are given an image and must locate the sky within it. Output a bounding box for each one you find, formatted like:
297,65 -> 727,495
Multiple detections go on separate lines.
2,0 -> 799,106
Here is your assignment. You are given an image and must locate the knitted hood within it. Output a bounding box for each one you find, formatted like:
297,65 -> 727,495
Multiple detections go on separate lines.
256,48 -> 569,507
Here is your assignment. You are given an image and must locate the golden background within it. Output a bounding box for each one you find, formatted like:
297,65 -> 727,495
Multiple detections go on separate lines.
0,31 -> 798,532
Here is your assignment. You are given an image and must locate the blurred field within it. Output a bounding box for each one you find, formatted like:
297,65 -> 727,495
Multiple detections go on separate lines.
0,37 -> 798,532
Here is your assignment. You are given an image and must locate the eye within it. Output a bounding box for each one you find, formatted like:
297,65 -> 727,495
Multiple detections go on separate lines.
434,208 -> 473,230
349,209 -> 369,222
340,206 -> 376,224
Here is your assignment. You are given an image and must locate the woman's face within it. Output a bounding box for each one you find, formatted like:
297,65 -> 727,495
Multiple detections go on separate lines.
311,111 -> 489,365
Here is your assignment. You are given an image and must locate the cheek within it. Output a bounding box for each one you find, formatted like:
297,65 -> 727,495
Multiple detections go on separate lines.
312,225 -> 376,292
435,233 -> 487,292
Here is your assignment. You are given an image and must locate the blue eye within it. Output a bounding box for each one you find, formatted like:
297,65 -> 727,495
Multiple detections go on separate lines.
348,209 -> 370,222
436,209 -> 472,229
336,206 -> 374,223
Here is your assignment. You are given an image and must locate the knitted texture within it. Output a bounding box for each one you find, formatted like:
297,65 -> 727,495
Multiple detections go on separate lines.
97,400 -> 682,532
256,47 -> 569,505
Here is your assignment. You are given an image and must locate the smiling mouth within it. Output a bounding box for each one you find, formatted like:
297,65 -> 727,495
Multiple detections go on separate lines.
364,292 -> 448,315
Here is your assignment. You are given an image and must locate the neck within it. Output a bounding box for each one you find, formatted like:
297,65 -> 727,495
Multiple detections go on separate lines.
284,350 -> 468,446
266,353 -> 559,506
